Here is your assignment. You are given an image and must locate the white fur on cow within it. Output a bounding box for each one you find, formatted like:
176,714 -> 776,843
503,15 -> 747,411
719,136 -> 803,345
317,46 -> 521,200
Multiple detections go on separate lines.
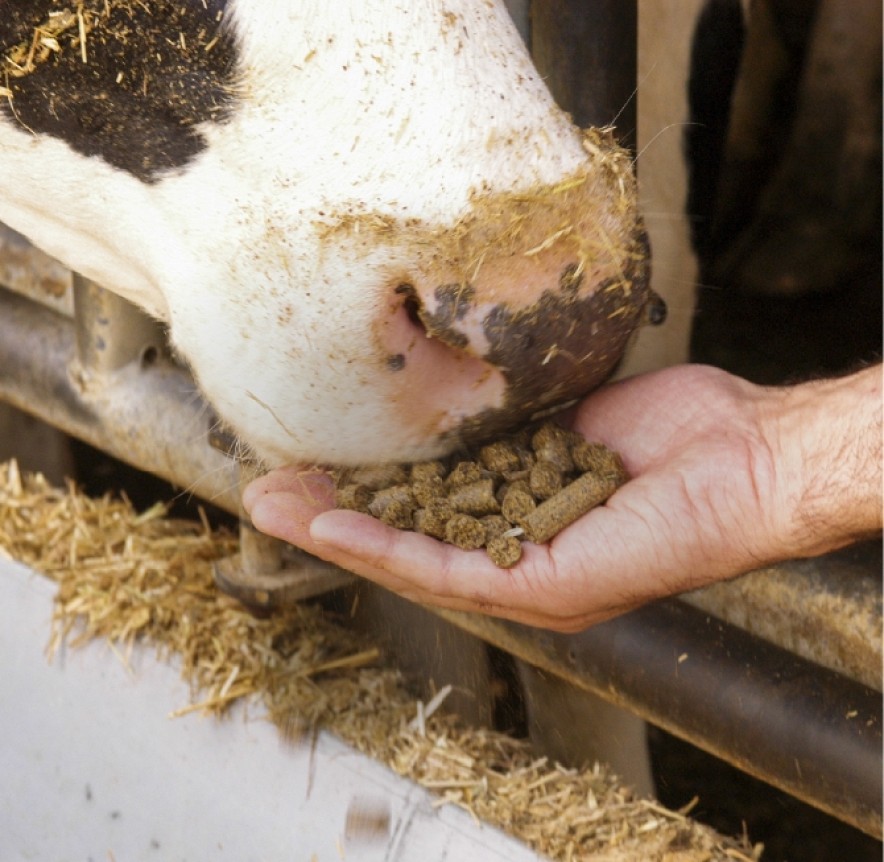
0,1 -> 653,467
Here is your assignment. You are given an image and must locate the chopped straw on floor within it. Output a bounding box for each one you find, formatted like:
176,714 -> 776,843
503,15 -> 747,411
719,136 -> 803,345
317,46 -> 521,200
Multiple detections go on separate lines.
0,460 -> 762,862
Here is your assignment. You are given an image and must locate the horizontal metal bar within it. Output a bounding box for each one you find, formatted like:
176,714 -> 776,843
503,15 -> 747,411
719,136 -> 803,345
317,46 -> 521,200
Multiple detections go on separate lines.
0,224 -> 73,317
436,600 -> 883,837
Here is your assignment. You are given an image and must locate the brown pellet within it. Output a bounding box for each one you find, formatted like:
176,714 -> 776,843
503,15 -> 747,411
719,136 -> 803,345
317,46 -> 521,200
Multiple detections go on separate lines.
335,483 -> 372,512
367,484 -> 414,519
531,422 -> 575,472
412,475 -> 446,507
410,461 -> 447,483
448,478 -> 500,516
530,421 -> 569,449
521,470 -> 626,545
501,485 -> 536,525
602,451 -> 629,484
447,461 -> 482,487
496,477 -> 530,504
571,439 -> 614,473
444,513 -> 486,550
480,514 -> 510,541
515,445 -> 537,472
380,499 -> 414,529
534,440 -> 574,473
528,461 -> 563,500
478,441 -> 521,473
413,498 -> 455,539
486,534 -> 522,568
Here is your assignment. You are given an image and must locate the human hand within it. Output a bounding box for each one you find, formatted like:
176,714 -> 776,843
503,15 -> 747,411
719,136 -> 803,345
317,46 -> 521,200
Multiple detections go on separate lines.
242,364 -> 881,632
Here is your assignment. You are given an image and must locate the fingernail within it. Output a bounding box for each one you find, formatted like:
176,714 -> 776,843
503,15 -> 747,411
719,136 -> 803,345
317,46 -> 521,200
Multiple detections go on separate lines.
309,511 -> 338,546
240,481 -> 264,515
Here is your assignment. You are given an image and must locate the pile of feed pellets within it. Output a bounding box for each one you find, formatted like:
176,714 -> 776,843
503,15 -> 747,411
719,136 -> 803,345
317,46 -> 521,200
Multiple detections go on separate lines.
333,421 -> 628,568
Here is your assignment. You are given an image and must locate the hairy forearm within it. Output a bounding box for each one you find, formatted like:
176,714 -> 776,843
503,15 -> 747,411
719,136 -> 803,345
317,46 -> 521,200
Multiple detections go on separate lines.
766,363 -> 883,559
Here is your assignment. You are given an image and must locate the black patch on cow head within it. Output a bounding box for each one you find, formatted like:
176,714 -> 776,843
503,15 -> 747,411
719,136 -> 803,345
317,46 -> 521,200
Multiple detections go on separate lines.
1,1 -> 237,183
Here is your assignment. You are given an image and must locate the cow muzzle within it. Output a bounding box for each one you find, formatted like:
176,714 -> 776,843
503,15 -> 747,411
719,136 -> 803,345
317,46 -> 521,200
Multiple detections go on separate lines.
371,131 -> 658,455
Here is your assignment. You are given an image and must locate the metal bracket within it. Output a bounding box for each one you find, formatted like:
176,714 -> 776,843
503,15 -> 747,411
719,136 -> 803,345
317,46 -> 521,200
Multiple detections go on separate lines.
208,426 -> 354,613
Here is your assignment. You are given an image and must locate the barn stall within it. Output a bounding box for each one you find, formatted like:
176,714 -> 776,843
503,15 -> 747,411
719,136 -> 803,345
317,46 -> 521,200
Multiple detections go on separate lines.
0,1 -> 881,859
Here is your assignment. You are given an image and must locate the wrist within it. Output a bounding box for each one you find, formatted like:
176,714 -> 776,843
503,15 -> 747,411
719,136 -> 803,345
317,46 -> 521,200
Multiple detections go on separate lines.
764,365 -> 883,559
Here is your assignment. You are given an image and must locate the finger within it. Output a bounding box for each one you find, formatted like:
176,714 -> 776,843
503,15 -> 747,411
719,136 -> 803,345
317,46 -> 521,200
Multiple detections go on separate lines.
247,494 -> 479,614
573,376 -> 669,470
249,485 -> 648,630
309,510 -> 572,613
248,485 -> 336,554
246,480 -> 535,608
309,509 -> 500,597
309,510 -> 637,630
242,467 -> 333,515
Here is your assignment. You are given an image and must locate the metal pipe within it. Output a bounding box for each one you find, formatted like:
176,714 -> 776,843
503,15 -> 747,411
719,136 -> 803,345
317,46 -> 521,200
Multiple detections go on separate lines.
436,600 -> 882,837
0,287 -> 240,512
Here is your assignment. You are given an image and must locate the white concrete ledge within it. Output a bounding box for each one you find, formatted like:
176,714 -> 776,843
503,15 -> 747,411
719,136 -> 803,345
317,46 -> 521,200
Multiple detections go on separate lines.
0,558 -> 547,862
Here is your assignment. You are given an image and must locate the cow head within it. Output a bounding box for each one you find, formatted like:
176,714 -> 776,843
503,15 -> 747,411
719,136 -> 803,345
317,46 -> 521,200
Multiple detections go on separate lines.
0,0 -> 653,467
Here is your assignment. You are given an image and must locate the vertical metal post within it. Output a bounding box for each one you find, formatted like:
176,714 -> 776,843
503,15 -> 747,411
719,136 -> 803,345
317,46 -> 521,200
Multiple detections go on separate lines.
72,273 -> 165,377
236,459 -> 285,578
530,0 -> 638,150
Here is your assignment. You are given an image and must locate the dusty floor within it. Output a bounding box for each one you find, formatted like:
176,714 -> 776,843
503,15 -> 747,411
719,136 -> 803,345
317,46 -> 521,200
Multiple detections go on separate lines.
3,458 -> 765,862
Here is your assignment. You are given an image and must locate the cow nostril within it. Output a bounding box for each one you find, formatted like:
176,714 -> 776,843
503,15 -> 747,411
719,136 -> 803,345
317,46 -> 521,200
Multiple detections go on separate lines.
644,290 -> 668,326
395,283 -> 426,331
403,295 -> 424,330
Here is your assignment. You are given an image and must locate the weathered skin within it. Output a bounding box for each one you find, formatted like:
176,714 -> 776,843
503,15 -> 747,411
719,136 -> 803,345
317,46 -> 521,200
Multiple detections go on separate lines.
0,0 -> 652,467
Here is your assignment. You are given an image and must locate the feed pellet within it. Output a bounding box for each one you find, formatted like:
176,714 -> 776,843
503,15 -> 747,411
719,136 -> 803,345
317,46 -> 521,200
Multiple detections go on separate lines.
333,421 -> 628,568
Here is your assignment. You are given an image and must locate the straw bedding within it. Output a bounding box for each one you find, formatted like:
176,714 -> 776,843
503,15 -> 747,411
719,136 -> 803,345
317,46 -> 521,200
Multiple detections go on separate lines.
0,460 -> 761,861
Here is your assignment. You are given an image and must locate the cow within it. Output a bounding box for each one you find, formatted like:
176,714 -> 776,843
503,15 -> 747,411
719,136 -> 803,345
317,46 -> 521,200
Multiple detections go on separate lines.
0,0 -> 658,469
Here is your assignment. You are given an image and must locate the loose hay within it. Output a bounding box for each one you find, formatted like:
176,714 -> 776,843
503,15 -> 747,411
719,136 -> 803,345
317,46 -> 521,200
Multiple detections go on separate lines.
0,460 -> 762,862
